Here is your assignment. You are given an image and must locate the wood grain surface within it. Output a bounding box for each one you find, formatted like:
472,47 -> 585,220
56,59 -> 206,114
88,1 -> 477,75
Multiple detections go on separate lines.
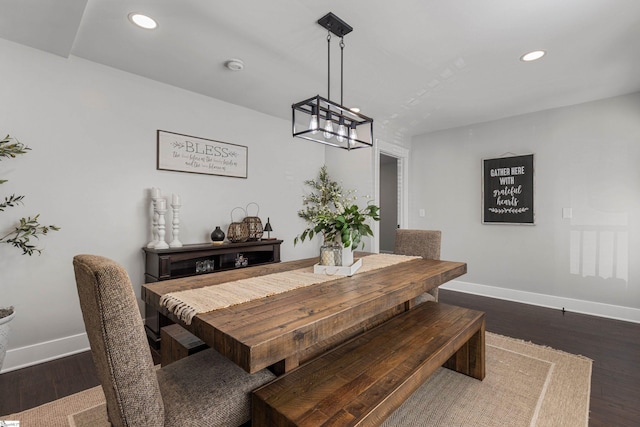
142,256 -> 467,373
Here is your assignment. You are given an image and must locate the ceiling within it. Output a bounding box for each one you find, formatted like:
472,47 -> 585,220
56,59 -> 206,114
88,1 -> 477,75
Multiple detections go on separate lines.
2,0 -> 640,137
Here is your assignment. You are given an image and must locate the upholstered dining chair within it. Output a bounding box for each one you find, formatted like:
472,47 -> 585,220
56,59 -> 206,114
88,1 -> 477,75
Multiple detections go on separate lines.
73,254 -> 276,427
393,229 -> 442,303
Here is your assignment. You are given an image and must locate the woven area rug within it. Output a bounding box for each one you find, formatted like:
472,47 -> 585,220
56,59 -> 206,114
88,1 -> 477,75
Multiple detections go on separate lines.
2,333 -> 591,427
382,333 -> 592,427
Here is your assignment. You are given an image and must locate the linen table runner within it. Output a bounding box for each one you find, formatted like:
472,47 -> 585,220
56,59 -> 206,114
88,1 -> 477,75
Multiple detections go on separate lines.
160,253 -> 420,325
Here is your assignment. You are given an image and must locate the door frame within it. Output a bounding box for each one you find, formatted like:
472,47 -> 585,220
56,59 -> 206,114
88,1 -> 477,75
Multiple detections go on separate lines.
372,140 -> 409,253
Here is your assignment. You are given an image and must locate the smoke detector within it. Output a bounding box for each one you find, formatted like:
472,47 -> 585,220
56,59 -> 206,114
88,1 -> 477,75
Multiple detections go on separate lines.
225,59 -> 244,71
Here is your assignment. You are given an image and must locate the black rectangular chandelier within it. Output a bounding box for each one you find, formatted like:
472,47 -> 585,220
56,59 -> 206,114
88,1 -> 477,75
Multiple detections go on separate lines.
292,13 -> 373,150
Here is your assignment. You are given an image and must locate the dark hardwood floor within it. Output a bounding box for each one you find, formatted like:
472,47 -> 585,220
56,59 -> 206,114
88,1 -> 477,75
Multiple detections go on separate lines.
1,290 -> 638,426
0,343 -> 161,417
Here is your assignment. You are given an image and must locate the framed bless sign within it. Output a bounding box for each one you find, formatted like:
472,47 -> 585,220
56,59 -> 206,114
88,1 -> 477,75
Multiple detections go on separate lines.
482,154 -> 534,225
157,130 -> 248,178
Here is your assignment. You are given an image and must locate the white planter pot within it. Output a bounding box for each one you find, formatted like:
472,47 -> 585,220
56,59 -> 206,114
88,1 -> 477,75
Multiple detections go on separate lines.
341,244 -> 354,267
0,309 -> 16,371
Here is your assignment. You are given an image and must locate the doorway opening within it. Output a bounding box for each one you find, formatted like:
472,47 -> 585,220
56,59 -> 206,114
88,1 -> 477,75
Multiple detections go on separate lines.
379,154 -> 398,253
373,141 -> 409,254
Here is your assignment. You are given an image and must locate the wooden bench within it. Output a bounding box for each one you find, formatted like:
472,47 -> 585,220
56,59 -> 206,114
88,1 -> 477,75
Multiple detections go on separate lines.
252,302 -> 485,427
160,324 -> 208,366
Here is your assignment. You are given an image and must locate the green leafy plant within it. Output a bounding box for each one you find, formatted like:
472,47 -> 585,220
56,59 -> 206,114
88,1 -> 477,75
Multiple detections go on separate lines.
1,134 -> 60,256
294,166 -> 379,249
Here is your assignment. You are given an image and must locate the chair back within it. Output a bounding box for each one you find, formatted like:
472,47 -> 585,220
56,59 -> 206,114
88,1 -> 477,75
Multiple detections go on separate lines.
73,254 -> 164,427
394,229 -> 441,260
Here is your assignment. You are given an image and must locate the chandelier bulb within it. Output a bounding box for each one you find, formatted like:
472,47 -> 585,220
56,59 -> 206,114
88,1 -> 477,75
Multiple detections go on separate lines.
309,105 -> 319,134
336,116 -> 347,143
348,122 -> 358,144
323,111 -> 334,139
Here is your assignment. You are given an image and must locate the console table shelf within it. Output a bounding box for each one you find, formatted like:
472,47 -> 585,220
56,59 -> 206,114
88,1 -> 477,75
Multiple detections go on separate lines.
143,240 -> 282,346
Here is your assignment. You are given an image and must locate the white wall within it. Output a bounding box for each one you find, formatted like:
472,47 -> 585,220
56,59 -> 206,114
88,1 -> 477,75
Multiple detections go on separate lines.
410,93 -> 640,320
0,38 -> 325,371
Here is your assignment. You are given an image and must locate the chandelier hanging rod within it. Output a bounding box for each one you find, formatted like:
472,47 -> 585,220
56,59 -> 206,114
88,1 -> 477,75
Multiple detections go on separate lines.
291,12 -> 373,150
319,12 -> 351,105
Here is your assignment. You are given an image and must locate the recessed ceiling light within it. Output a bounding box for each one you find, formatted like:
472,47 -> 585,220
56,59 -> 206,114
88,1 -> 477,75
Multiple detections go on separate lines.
350,107 -> 361,113
520,50 -> 546,62
128,13 -> 158,30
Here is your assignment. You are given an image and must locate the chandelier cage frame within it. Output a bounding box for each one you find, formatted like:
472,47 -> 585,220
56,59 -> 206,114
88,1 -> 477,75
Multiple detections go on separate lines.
291,12 -> 374,150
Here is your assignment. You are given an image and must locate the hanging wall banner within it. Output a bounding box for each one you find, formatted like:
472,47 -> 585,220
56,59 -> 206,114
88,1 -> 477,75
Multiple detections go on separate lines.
157,130 -> 248,178
482,154 -> 534,224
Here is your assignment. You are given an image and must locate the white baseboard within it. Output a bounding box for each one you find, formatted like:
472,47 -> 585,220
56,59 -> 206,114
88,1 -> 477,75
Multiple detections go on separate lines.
1,332 -> 90,374
442,280 -> 640,324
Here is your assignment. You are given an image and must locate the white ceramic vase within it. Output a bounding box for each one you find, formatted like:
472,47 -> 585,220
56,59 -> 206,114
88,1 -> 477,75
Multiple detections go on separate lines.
0,309 -> 16,371
341,243 -> 354,267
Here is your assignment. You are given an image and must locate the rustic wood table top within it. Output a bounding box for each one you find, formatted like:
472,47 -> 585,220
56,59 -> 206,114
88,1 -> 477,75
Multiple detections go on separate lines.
141,255 -> 467,373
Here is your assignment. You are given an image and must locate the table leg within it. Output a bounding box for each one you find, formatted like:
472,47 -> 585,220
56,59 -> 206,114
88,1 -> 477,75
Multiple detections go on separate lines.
270,355 -> 300,375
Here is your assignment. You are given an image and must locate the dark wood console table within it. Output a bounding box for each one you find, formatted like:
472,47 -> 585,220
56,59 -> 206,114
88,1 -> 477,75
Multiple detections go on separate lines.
142,239 -> 282,346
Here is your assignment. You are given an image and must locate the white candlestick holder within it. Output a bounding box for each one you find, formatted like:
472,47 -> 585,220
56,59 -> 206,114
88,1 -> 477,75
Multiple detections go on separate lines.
169,202 -> 183,248
147,195 -> 162,248
154,199 -> 169,249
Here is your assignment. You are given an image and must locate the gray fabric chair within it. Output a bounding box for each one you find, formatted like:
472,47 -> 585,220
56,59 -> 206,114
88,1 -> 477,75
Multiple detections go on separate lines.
73,254 -> 275,427
393,229 -> 442,303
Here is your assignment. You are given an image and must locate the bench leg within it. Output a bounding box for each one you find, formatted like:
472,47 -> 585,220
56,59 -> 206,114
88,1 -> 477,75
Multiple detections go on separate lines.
444,318 -> 485,380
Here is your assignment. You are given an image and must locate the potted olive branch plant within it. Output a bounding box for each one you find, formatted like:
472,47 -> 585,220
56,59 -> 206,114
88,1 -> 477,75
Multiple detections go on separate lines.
1,134 -> 60,370
294,166 -> 379,266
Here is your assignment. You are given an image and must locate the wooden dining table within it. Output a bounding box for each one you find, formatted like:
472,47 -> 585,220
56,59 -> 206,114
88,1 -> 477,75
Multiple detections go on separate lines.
141,254 -> 467,374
